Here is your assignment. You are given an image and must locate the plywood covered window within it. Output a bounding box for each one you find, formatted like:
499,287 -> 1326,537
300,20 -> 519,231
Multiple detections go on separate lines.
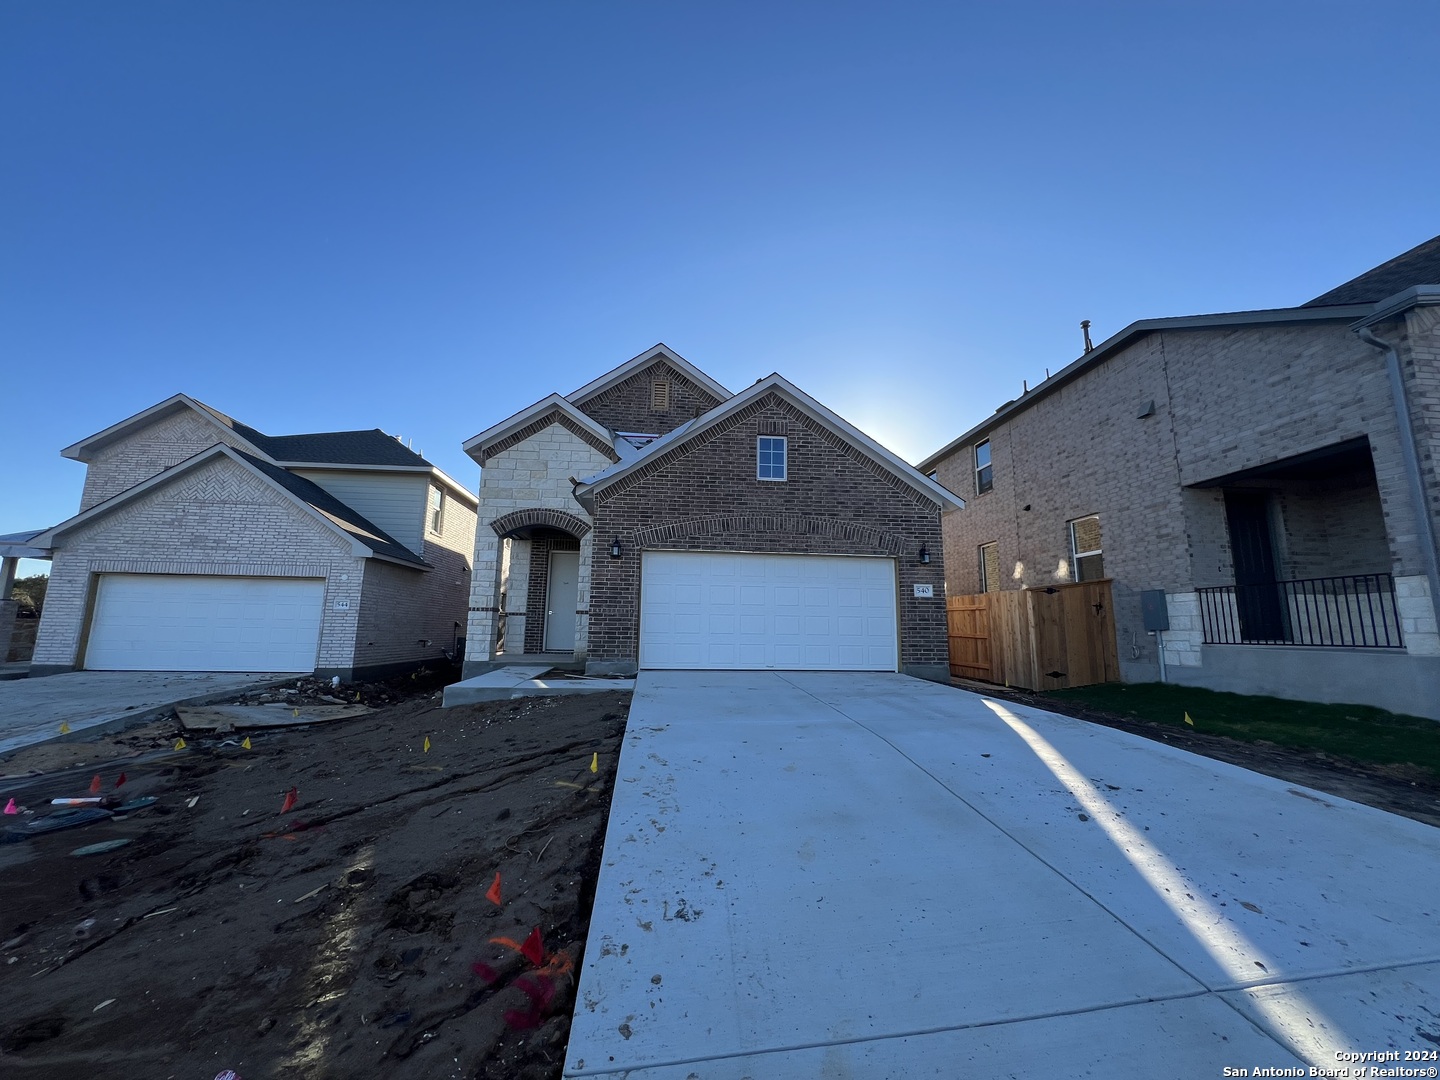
1069,515 -> 1104,582
979,542 -> 1000,593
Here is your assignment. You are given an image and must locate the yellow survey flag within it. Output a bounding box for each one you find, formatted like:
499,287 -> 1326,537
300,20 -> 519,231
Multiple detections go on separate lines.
590,752 -> 598,774
242,736 -> 252,750
424,736 -> 431,753
1183,712 -> 1194,726
59,721 -> 71,734
174,737 -> 187,750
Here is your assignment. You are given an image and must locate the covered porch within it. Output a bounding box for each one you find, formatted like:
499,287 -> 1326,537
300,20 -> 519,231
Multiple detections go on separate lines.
1175,437 -> 1439,719
1191,437 -> 1404,649
466,507 -> 594,676
0,530 -> 54,675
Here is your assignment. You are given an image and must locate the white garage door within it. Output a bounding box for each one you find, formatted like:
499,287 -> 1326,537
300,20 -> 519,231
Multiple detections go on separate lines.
85,575 -> 325,672
640,552 -> 898,670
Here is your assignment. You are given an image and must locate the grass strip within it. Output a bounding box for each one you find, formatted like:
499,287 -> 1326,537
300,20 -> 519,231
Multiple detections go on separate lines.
1046,682 -> 1440,780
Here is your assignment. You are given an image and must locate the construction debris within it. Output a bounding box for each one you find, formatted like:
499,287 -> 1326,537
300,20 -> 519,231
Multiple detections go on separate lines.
176,703 -> 374,732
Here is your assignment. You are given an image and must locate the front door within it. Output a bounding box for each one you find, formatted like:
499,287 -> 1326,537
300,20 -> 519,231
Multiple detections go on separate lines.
1223,490 -> 1286,641
544,550 -> 580,653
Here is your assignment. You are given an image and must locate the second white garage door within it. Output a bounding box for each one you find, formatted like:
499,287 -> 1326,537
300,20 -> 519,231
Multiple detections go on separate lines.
85,574 -> 326,672
639,551 -> 898,670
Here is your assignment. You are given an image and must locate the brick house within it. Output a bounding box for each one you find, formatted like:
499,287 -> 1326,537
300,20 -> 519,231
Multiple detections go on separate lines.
919,236 -> 1440,720
462,345 -> 959,680
28,394 -> 477,680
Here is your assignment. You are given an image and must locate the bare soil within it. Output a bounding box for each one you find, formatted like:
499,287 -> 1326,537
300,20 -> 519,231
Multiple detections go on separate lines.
0,674 -> 630,1080
955,678 -> 1440,829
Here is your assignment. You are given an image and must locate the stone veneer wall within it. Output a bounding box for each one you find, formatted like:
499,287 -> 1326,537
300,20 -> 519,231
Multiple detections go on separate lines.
465,422 -> 612,674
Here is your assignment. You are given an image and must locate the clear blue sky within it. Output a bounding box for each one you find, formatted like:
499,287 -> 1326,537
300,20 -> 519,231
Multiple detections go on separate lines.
4,1 -> 1436,577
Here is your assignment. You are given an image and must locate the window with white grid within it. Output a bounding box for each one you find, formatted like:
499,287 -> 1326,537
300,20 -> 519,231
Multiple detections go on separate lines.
757,436 -> 787,481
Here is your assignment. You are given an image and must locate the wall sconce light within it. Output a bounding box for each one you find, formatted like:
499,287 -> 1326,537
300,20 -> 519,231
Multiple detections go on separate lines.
918,544 -> 930,565
609,537 -> 622,559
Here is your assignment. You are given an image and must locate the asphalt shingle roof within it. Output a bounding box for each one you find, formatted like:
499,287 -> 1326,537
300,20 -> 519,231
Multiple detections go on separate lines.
259,430 -> 434,467
189,400 -> 431,467
236,451 -> 429,567
1303,234 -> 1440,307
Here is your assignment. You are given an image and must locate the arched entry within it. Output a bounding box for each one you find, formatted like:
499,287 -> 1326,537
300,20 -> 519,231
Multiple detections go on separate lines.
490,509 -> 592,657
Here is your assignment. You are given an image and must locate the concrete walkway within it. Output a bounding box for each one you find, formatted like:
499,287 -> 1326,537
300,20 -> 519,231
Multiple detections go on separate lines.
442,664 -> 635,707
566,671 -> 1440,1078
0,671 -> 293,757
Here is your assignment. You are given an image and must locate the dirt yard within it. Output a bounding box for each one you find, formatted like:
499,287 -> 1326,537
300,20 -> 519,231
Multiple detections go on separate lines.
4,673 -> 1434,1079
0,675 -> 630,1080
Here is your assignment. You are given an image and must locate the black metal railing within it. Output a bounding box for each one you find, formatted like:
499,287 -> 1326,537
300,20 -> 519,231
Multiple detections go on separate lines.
1198,573 -> 1404,648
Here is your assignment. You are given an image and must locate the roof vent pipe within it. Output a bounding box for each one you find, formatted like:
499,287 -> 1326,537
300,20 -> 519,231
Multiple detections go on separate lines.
1081,320 -> 1094,353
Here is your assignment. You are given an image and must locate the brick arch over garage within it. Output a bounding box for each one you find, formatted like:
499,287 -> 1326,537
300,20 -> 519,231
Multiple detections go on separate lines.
490,508 -> 592,539
632,514 -> 908,556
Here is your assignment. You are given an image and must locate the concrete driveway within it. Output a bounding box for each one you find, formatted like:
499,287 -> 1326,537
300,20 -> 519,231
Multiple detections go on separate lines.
566,671 -> 1440,1078
0,671 -> 294,756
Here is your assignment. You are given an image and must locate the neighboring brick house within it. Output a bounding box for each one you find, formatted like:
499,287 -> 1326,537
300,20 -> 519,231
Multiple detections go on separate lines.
919,235 -> 1440,720
462,344 -> 959,680
28,394 -> 477,680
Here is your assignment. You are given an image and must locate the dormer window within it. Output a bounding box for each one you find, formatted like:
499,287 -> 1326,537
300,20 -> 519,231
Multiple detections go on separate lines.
428,484 -> 446,534
651,380 -> 670,411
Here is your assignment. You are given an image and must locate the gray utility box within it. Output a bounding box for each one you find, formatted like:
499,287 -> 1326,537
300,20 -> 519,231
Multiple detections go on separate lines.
1140,590 -> 1170,632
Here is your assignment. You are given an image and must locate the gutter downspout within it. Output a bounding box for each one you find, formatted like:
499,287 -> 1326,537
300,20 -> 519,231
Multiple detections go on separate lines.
1355,324 -> 1440,639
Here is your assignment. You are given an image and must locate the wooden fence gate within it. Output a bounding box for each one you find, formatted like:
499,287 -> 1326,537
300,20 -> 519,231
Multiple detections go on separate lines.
945,580 -> 1119,691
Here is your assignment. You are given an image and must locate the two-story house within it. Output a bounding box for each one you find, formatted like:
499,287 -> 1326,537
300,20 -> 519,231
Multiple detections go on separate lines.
28,394 -> 477,680
462,344 -> 959,681
919,235 -> 1440,720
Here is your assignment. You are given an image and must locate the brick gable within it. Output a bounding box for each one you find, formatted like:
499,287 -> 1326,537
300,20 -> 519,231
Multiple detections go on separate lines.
587,393 -> 946,670
80,409 -> 257,511
573,360 -> 725,435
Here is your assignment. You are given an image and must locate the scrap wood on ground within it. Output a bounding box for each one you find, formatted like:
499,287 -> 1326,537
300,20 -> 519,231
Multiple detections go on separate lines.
0,674 -> 631,1080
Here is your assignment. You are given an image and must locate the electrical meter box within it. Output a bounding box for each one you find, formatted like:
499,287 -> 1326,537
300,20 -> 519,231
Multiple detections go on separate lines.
1140,590 -> 1170,632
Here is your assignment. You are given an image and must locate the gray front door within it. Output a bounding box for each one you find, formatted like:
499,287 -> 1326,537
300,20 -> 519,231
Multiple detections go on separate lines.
544,550 -> 580,652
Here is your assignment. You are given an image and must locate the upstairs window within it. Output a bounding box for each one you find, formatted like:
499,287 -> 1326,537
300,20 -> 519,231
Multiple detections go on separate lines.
1069,515 -> 1104,581
651,380 -> 671,411
975,439 -> 992,495
757,436 -> 787,481
428,484 -> 446,534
